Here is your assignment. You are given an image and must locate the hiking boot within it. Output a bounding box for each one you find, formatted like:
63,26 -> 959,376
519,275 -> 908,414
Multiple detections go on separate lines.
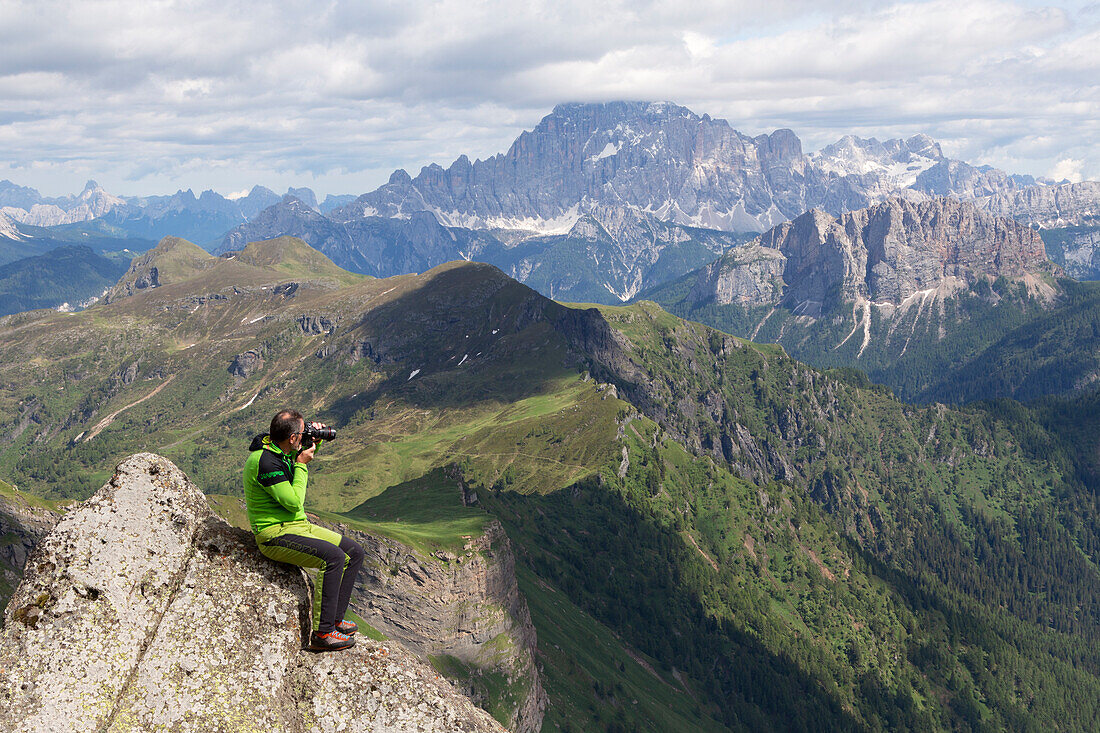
309,630 -> 355,651
336,619 -> 358,635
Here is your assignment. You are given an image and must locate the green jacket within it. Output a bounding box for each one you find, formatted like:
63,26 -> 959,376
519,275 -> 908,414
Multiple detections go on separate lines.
243,435 -> 310,534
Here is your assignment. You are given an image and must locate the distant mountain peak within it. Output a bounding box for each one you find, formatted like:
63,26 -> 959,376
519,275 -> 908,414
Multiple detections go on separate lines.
233,235 -> 355,281
104,236 -> 216,303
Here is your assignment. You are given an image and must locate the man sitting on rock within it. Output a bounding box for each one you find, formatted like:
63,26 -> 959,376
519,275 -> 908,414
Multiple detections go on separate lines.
244,409 -> 365,651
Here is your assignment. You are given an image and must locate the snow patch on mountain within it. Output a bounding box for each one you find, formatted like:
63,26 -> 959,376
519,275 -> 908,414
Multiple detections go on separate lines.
0,211 -> 23,240
590,142 -> 621,162
810,135 -> 943,188
436,205 -> 583,236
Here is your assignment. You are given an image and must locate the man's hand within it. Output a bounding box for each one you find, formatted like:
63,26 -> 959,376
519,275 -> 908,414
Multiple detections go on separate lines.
296,444 -> 317,465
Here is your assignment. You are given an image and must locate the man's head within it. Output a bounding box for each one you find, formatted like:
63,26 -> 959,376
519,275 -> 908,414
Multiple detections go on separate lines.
271,409 -> 304,451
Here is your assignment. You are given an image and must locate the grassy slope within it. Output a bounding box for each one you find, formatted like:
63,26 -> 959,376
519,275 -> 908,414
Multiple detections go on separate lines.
0,477 -> 66,514
234,236 -> 366,287
333,468 -> 489,555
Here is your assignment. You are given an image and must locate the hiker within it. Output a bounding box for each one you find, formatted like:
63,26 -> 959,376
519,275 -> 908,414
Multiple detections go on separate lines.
243,409 -> 365,651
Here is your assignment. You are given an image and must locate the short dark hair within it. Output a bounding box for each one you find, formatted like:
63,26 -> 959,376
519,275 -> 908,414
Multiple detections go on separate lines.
270,409 -> 304,444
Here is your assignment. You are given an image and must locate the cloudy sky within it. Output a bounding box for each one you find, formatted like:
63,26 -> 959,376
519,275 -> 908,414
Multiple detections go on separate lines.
1,0 -> 1097,198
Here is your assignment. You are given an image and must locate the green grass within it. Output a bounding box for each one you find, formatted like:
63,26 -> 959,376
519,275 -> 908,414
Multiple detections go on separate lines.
0,477 -> 67,513
300,373 -> 619,511
331,468 -> 490,555
236,236 -> 367,287
205,494 -> 250,530
344,608 -> 386,641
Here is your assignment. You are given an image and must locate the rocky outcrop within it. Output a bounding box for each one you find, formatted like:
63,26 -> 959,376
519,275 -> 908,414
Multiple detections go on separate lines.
104,236 -> 216,304
689,196 -> 1052,310
344,470 -> 547,733
297,314 -> 338,335
0,454 -> 503,733
688,243 -> 786,307
229,349 -> 265,378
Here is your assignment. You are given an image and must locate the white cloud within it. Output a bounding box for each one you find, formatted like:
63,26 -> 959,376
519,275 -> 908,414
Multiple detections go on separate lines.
1049,158 -> 1085,183
0,0 -> 1097,196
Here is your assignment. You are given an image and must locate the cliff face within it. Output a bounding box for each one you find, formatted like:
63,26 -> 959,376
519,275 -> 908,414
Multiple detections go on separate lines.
343,472 -> 547,733
692,196 -> 1052,310
336,103 -> 960,235
978,181 -> 1100,227
0,454 -> 503,733
0,488 -> 59,610
1053,227 -> 1100,280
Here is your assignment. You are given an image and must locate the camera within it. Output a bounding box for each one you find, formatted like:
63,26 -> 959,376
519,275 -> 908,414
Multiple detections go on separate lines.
301,421 -> 337,450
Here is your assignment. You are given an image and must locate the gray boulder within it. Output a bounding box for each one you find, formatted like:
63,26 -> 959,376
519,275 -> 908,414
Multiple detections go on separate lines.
0,453 -> 503,733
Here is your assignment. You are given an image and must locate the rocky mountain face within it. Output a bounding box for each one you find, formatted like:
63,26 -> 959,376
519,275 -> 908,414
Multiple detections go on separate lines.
0,180 -> 126,227
688,196 -> 1051,313
0,211 -> 23,241
0,182 -> 334,248
214,101 -> 1095,306
1043,226 -> 1100,281
345,473 -> 546,733
808,133 -> 946,200
339,102 -> 815,233
334,102 -> 1091,236
220,197 -> 503,279
0,453 -> 504,733
914,160 -> 1036,200
978,181 -> 1100,227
